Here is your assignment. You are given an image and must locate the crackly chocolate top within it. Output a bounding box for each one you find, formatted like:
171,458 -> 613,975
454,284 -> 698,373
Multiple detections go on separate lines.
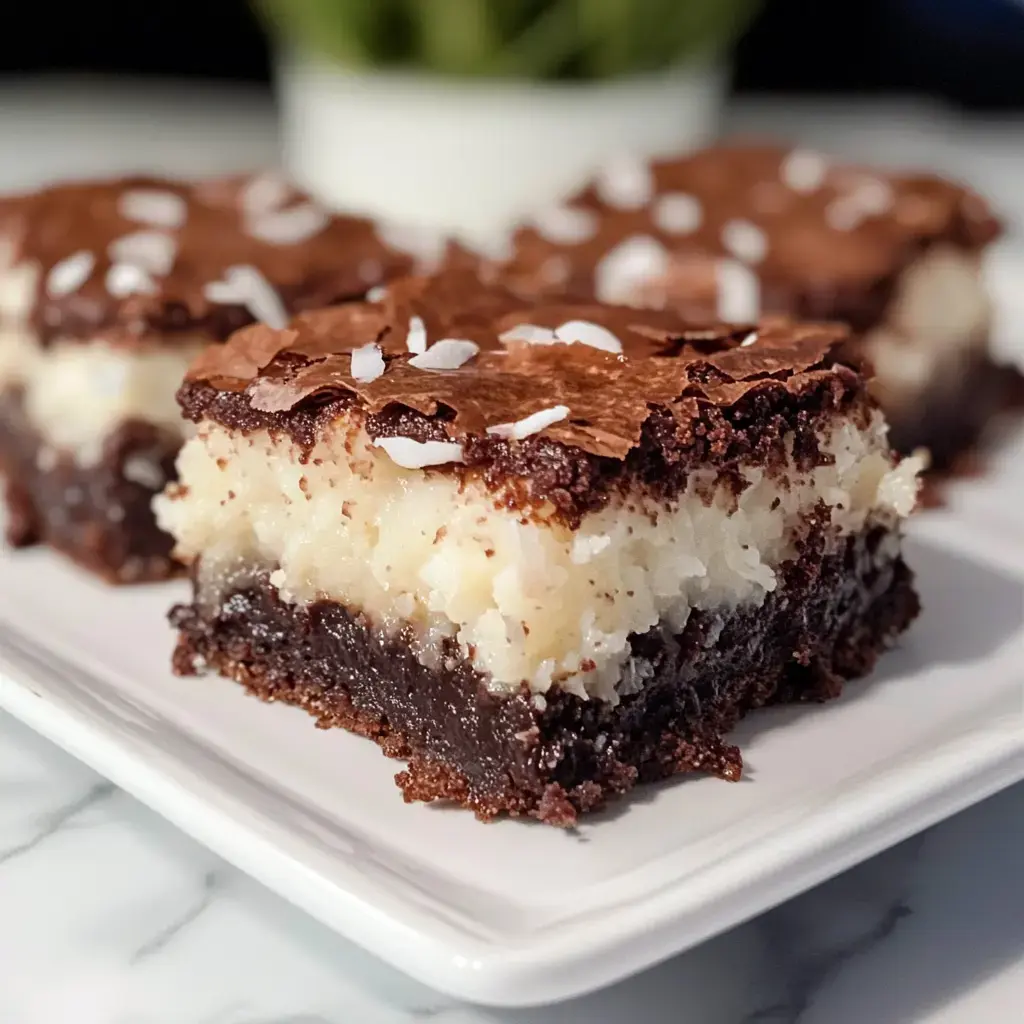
491,142 -> 1001,332
0,173 -> 416,345
182,269 -> 864,461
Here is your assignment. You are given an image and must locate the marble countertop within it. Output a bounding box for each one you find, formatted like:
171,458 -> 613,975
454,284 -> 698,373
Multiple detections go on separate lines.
0,79 -> 1021,1022
1,711 -> 1021,1024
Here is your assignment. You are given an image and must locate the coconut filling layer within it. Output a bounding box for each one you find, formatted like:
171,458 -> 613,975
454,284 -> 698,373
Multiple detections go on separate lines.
0,327 -> 201,467
156,414 -> 921,701
862,245 -> 992,407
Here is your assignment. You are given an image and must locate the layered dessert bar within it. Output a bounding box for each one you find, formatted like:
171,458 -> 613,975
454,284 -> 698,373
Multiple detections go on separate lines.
157,270 -> 921,825
0,174 -> 413,581
494,143 -> 1014,467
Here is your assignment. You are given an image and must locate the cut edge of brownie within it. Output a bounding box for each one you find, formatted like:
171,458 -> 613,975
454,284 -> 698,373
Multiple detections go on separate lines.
0,388 -> 180,583
169,523 -> 919,827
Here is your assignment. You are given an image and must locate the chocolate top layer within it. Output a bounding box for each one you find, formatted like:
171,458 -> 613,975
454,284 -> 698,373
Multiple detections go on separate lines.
1,174 -> 415,345
183,269 -> 862,463
491,142 -> 1001,332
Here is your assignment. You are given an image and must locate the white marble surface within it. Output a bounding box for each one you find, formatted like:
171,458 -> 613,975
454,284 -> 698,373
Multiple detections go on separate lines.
0,710 -> 1021,1024
0,79 -> 1022,1022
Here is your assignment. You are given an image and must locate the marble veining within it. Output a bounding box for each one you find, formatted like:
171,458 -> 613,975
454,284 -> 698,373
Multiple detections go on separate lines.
0,710 -> 1021,1023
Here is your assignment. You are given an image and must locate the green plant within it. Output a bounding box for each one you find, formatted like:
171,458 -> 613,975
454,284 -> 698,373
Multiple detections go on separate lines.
257,0 -> 760,79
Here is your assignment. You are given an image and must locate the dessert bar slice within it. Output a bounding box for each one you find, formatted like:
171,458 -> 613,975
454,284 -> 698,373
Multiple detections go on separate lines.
0,174 -> 413,581
494,142 -> 1016,468
157,270 -> 921,825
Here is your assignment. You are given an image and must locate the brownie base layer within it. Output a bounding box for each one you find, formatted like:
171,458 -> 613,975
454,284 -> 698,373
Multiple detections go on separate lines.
170,526 -> 919,826
882,350 -> 1023,470
0,390 -> 180,583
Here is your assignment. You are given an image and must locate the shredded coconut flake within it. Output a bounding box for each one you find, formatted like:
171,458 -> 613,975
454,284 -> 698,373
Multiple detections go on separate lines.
595,156 -> 655,210
532,205 -> 599,245
594,235 -> 670,305
853,178 -> 894,215
373,437 -> 465,469
570,533 -> 612,565
826,198 -> 864,232
366,285 -> 388,303
46,251 -> 95,297
242,173 -> 291,216
350,342 -> 385,383
118,189 -> 188,229
487,404 -> 570,440
409,338 -> 479,371
204,265 -> 289,329
405,315 -> 428,354
653,192 -> 702,234
780,150 -> 827,193
716,259 -> 761,322
248,203 -> 330,245
554,320 -> 623,353
740,331 -> 759,347
721,219 -> 768,265
105,262 -> 157,298
499,323 -> 557,345
108,230 -> 177,276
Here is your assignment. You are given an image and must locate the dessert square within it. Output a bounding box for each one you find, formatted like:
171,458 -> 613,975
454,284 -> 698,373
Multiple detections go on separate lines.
0,174 -> 414,582
157,270 -> 921,825
492,143 -> 1018,468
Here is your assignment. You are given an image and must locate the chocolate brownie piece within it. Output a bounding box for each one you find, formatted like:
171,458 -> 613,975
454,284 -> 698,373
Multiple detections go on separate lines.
157,270 -> 922,824
490,142 -> 1016,468
0,173 -> 415,581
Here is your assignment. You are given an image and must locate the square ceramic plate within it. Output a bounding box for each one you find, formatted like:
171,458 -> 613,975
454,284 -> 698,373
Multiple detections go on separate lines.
0,257 -> 1022,1010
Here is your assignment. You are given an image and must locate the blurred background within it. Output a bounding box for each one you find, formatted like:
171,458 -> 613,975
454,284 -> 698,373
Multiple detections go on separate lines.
1,0 -> 1023,239
2,0 -> 1023,106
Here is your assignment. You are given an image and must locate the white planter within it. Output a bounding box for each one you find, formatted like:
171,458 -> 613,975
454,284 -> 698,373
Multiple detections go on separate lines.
277,58 -> 726,243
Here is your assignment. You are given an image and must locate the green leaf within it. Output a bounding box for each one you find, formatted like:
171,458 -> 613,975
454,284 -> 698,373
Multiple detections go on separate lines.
254,0 -> 763,80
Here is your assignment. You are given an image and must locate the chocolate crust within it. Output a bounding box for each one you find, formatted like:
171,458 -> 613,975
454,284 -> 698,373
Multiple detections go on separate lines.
2,174 -> 414,346
0,390 -> 179,583
175,271 -> 875,524
492,142 -> 1000,326
169,526 -> 919,826
178,367 -> 869,527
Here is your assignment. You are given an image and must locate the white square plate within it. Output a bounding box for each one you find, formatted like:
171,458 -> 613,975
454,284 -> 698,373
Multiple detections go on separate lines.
0,258 -> 1022,1009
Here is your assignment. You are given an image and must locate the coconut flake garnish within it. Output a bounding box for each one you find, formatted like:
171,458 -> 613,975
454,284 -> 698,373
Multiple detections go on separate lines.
653,192 -> 702,234
374,437 -> 465,469
721,219 -> 768,265
487,404 -> 570,440
594,234 -> 670,305
570,533 -> 612,565
531,205 -> 599,245
366,285 -> 388,303
595,155 -> 655,210
405,314 -> 428,354
248,202 -> 330,245
204,264 -> 289,329
740,330 -> 759,347
106,262 -> 158,298
46,251 -> 95,297
118,189 -> 188,229
780,150 -> 827,193
409,338 -> 479,371
241,173 -> 291,217
554,320 -> 623,353
716,259 -> 761,323
825,198 -> 864,232
499,323 -> 558,345
108,230 -> 177,276
852,178 -> 894,216
350,342 -> 385,383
